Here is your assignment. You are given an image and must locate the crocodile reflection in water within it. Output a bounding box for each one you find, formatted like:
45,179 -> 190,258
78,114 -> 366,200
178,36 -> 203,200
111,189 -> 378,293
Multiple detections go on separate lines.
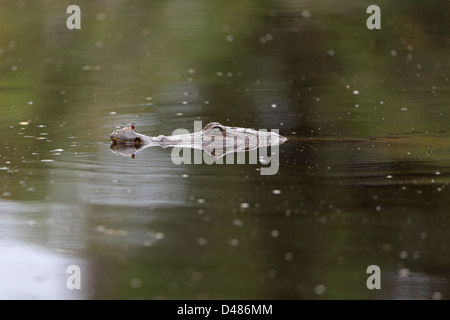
109,121 -> 287,160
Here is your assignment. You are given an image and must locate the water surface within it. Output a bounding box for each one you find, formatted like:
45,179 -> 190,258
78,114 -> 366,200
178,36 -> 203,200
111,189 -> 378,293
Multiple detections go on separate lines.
1,0 -> 450,299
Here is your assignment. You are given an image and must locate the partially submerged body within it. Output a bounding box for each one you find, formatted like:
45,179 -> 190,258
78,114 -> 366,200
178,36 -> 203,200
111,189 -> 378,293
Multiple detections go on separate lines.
110,122 -> 287,158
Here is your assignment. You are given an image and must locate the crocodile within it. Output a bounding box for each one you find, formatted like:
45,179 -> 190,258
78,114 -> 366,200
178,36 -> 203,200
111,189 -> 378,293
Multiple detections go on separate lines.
110,122 -> 287,159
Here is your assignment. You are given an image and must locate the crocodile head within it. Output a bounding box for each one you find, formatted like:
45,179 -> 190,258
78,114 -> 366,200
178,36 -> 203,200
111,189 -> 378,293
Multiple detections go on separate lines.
110,125 -> 143,145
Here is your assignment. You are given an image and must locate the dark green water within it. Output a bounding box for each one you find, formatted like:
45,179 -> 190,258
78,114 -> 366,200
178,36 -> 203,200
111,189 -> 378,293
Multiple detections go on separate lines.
1,0 -> 450,299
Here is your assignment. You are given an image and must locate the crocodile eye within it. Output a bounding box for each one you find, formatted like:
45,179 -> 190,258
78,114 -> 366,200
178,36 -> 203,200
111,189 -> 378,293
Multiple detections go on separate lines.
134,136 -> 141,143
212,126 -> 224,132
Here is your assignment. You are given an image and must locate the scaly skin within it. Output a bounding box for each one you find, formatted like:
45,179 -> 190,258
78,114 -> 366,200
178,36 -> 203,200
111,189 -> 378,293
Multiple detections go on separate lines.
110,122 -> 287,158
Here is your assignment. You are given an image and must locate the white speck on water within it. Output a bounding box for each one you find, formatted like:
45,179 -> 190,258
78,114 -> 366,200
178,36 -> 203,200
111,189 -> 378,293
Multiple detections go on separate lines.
197,237 -> 207,245
129,278 -> 143,288
386,175 -> 393,179
28,101 -> 33,105
400,251 -> 408,259
96,12 -> 107,20
352,90 -> 359,95
197,198 -> 205,204
436,171 -> 441,175
181,174 -> 188,178
229,238 -> 239,246
240,202 -> 249,209
390,50 -> 397,56
188,68 -> 195,74
376,205 -> 381,211
270,230 -> 279,237
315,284 -> 326,295
191,272 -> 203,282
272,189 -> 281,194
401,107 -> 408,111
154,232 -> 165,240
96,225 -> 106,232
355,104 -> 359,108
82,65 -> 101,70
328,50 -> 335,56
301,10 -> 311,18
225,35 -> 234,42
270,104 -> 277,108
11,66 -> 18,71
232,219 -> 244,227
216,72 -> 223,77
398,268 -> 410,277
432,292 -> 442,300
41,159 -> 54,163
182,101 -> 188,105
284,252 -> 293,261
176,112 -> 183,116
